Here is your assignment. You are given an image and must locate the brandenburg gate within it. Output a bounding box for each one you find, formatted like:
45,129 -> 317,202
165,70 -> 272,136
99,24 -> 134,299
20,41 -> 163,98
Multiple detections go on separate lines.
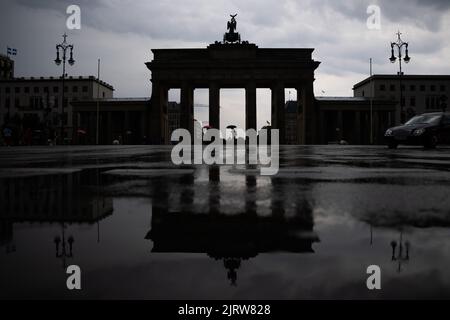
146,15 -> 320,144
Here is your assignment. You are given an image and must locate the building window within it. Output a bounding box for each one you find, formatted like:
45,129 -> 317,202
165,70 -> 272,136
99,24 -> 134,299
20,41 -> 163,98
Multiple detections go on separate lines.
5,87 -> 10,94
15,87 -> 20,94
430,85 -> 436,92
410,97 -> 416,107
390,84 -> 396,91
410,85 -> 416,91
15,98 -> 20,108
63,98 -> 69,108
34,87 -> 39,94
380,84 -> 386,91
82,86 -> 88,93
401,84 -> 405,91
440,85 -> 446,92
44,87 -> 49,93
5,98 -> 10,108
426,95 -> 441,109
73,86 -> 78,93
53,86 -> 59,93
29,96 -> 43,110
102,92 -> 105,98
64,86 -> 68,93
24,87 -> 30,93
420,85 -> 425,91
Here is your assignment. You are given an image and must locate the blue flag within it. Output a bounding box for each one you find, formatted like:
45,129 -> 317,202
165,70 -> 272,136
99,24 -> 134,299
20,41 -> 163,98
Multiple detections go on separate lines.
7,47 -> 17,56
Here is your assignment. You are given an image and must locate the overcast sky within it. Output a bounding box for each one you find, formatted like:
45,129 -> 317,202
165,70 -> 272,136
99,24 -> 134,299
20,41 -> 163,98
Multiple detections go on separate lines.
1,0 -> 450,130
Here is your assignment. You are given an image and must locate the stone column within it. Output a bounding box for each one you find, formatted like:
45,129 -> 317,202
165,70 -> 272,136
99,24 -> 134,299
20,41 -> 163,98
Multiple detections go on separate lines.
181,82 -> 194,136
354,111 -> 361,145
271,82 -> 285,144
337,110 -> 343,141
149,81 -> 168,144
318,109 -> 324,144
245,82 -> 257,132
301,82 -> 316,144
124,111 -> 129,131
124,111 -> 130,144
373,111 -> 380,144
296,87 -> 303,144
107,111 -> 112,144
141,110 -> 146,143
209,82 -> 220,130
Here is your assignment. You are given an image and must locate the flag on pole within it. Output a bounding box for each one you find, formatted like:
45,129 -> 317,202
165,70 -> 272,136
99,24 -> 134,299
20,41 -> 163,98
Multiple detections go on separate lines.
7,47 -> 17,56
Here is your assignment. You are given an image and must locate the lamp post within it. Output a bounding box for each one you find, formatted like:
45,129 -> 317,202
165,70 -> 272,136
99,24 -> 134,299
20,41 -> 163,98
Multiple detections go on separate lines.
390,230 -> 410,273
54,223 -> 75,269
389,31 -> 411,124
55,33 -> 75,144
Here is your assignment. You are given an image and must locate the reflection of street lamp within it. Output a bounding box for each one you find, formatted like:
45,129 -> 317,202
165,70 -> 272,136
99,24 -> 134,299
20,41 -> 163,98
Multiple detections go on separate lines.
391,231 -> 410,273
389,31 -> 411,124
55,33 -> 75,144
224,258 -> 241,286
54,223 -> 74,269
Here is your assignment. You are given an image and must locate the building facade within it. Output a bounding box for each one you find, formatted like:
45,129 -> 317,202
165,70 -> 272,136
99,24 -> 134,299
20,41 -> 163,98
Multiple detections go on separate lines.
316,97 -> 396,145
284,100 -> 302,145
353,75 -> 450,123
0,76 -> 114,142
168,101 -> 181,138
72,98 -> 150,145
0,54 -> 14,80
146,43 -> 320,145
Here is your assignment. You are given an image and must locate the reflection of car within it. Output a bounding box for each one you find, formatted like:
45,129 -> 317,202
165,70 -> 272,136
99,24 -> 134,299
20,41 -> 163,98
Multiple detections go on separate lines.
385,112 -> 450,149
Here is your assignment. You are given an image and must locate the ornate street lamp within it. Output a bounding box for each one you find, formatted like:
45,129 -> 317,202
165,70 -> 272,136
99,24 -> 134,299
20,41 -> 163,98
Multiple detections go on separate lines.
55,33 -> 75,144
390,230 -> 410,273
389,31 -> 411,123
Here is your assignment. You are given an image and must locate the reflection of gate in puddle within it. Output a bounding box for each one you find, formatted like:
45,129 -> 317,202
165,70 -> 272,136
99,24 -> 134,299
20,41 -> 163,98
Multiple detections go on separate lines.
147,212 -> 319,286
0,170 -> 113,267
147,165 -> 320,286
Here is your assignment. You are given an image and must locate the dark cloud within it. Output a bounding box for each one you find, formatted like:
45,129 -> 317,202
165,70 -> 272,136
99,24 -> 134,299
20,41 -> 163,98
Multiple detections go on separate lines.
1,0 -> 450,128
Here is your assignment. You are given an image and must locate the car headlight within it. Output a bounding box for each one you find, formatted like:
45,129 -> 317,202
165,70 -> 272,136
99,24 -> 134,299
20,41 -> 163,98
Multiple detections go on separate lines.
385,129 -> 393,136
413,128 -> 425,136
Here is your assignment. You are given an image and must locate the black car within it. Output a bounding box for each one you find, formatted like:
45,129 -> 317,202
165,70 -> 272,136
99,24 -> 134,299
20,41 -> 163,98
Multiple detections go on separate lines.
384,112 -> 450,149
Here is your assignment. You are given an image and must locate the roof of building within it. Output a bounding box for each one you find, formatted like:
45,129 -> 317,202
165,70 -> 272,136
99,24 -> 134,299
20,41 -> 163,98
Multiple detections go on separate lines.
315,96 -> 397,106
353,74 -> 450,90
72,97 -> 149,104
316,96 -> 369,102
0,75 -> 114,90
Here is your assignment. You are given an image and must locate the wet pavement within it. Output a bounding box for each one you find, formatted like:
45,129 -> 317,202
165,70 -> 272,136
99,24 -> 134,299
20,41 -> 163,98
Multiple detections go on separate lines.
0,145 -> 450,299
